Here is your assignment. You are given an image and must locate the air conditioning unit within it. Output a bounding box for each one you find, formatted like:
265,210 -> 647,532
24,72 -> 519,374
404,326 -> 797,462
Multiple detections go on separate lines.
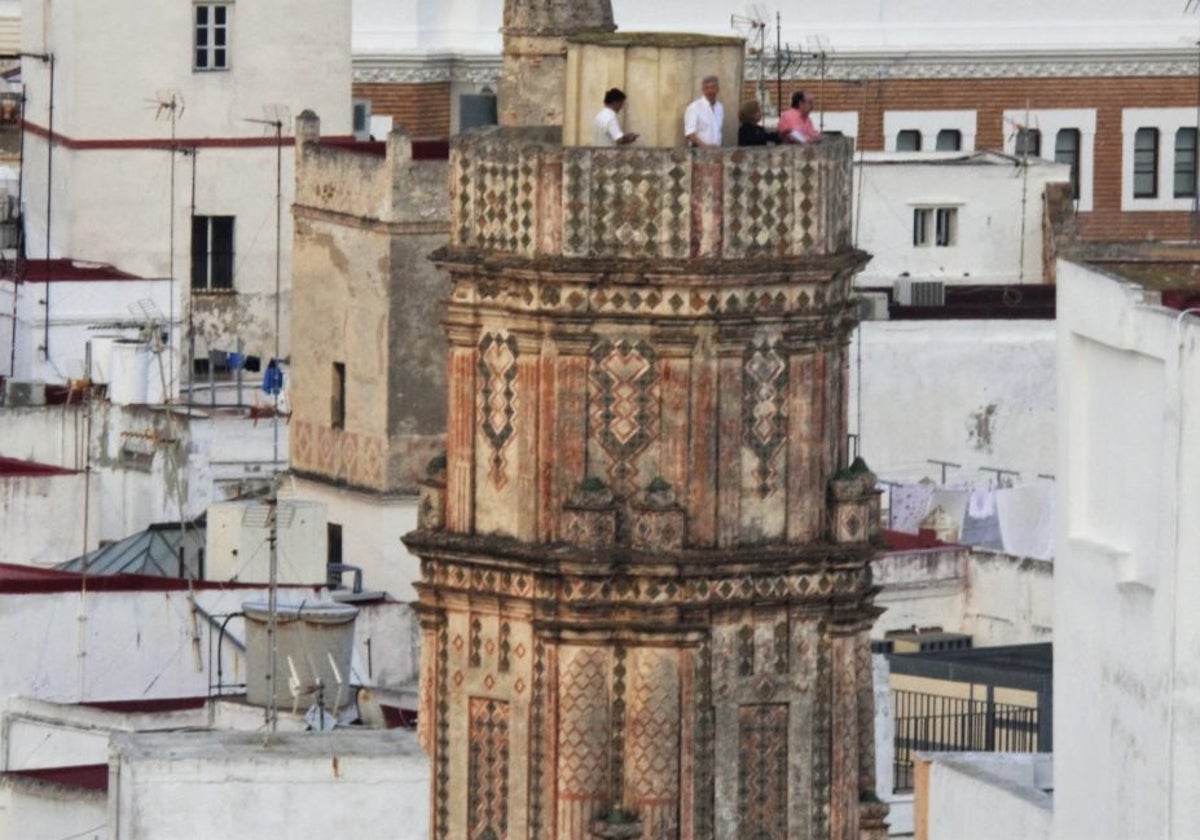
893,278 -> 946,307
857,292 -> 890,321
3,379 -> 46,406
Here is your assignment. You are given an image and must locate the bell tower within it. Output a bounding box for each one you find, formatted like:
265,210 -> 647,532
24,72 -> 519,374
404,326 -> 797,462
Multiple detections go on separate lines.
407,24 -> 888,840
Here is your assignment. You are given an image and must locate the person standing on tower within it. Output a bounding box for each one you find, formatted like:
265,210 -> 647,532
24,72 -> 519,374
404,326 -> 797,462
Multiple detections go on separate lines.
593,88 -> 639,146
684,75 -> 724,147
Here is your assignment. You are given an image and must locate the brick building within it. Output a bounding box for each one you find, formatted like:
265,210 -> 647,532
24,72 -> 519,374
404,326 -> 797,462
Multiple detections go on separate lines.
350,0 -> 1199,244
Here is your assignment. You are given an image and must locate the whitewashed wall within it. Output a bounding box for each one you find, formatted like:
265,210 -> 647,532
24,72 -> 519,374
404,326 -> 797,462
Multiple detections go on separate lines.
283,476 -> 421,602
921,753 -> 1052,840
872,547 -> 1053,646
0,778 -> 107,840
1055,259 -> 1200,839
111,730 -> 428,840
0,470 -> 96,567
849,320 -> 1057,484
854,154 -> 1068,287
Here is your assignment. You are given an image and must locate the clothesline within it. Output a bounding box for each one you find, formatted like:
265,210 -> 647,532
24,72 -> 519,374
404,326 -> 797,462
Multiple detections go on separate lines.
881,476 -> 1054,561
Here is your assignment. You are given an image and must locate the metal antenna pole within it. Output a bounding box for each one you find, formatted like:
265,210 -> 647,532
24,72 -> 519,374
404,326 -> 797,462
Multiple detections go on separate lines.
264,488 -> 279,743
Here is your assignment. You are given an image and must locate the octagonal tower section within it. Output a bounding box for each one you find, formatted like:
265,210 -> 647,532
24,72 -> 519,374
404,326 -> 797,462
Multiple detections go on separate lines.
407,35 -> 887,840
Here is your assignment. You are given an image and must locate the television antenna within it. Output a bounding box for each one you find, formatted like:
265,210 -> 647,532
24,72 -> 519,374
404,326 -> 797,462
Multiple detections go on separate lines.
243,106 -> 289,471
731,6 -> 769,108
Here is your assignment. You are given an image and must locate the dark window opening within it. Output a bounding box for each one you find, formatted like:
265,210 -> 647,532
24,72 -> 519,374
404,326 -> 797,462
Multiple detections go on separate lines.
191,215 -> 234,290
1054,129 -> 1081,200
1134,127 -> 1159,198
896,130 -> 922,152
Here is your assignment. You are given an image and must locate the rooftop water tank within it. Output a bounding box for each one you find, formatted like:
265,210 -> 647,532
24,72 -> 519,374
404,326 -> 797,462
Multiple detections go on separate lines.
242,601 -> 358,712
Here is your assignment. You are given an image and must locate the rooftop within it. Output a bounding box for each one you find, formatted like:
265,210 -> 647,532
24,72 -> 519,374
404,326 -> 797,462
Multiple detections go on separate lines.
0,562 -> 319,595
2,764 -> 108,793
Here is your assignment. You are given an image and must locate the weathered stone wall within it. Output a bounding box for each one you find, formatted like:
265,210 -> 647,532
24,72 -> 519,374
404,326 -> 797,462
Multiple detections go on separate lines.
449,128 -> 854,259
291,114 -> 448,493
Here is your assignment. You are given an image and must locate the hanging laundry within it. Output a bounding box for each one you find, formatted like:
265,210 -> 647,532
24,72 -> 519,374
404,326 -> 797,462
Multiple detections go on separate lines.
930,487 -> 969,533
262,359 -> 284,395
996,482 -> 1054,560
208,350 -> 228,371
227,352 -> 245,371
889,481 -> 936,534
243,355 -> 261,373
968,488 -> 997,518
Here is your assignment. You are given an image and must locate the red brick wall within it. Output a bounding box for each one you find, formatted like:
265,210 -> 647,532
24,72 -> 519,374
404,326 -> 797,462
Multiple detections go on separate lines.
748,75 -> 1200,242
353,82 -> 452,139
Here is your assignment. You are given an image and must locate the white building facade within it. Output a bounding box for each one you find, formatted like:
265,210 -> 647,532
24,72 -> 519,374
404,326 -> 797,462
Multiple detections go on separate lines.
18,0 -> 352,391
1055,259 -> 1200,839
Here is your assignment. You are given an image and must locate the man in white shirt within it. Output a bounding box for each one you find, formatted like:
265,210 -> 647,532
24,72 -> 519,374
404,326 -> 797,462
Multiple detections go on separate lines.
684,76 -> 723,148
593,88 -> 638,146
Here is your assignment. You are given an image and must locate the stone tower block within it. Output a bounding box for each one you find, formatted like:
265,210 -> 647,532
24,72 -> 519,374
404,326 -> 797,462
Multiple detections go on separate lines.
407,123 -> 887,839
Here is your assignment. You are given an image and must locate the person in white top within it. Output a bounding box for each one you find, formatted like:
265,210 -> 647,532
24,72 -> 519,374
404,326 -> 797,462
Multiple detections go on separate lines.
593,88 -> 639,146
684,76 -> 723,148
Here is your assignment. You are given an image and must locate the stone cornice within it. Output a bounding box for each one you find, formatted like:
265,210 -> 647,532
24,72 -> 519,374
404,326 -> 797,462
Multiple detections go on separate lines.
353,52 -> 502,85
353,45 -> 1200,84
752,46 -> 1200,81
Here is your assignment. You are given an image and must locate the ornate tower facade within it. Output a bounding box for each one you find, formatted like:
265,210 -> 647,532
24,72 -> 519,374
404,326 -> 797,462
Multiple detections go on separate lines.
407,30 -> 887,840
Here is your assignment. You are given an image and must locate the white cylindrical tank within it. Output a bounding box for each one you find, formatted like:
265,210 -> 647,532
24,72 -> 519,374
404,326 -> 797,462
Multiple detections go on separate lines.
242,602 -> 358,712
108,339 -> 151,405
88,335 -> 120,385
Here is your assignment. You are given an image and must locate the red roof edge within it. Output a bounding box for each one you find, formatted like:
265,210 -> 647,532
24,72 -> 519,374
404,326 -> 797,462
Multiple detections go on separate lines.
4,764 -> 108,792
0,456 -> 79,477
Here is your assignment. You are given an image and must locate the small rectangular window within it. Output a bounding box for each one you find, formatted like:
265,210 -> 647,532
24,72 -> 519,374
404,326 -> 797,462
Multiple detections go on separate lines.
1015,128 -> 1041,158
1174,127 -> 1197,198
1134,127 -> 1159,198
1054,129 -> 1081,200
935,208 -> 956,247
896,130 -> 922,152
914,207 -> 956,247
191,215 -> 234,290
935,129 -> 962,152
913,208 -> 931,246
326,522 -> 343,588
332,362 -> 346,430
194,4 -> 230,71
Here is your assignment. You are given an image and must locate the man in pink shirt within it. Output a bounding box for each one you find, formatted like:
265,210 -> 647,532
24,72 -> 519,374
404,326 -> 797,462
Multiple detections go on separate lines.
777,91 -> 821,144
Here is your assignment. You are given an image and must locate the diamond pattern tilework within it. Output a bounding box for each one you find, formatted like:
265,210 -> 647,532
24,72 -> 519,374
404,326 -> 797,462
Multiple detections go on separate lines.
477,332 -> 519,490
588,338 -> 660,496
725,148 -> 795,258
738,703 -> 790,840
468,697 -> 511,840
742,333 -> 789,499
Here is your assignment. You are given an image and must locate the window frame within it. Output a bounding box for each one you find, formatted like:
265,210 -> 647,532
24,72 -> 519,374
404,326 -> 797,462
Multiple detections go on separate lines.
331,362 -> 346,430
194,3 -> 231,72
190,215 -> 235,292
912,206 -> 957,248
935,129 -> 962,152
896,130 -> 922,152
1133,127 -> 1159,199
1174,127 -> 1197,199
1015,128 -> 1041,158
1054,128 -> 1082,201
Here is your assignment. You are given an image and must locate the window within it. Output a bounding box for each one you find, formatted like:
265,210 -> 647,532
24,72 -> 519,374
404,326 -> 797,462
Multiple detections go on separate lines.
194,4 -> 229,70
935,129 -> 962,152
1134,127 -> 1159,198
352,99 -> 372,141
1174,128 -> 1197,198
191,215 -> 234,290
896,130 -> 922,152
332,362 -> 345,430
913,207 -> 957,247
326,522 -> 343,588
1054,129 -> 1081,200
1015,128 -> 1041,158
